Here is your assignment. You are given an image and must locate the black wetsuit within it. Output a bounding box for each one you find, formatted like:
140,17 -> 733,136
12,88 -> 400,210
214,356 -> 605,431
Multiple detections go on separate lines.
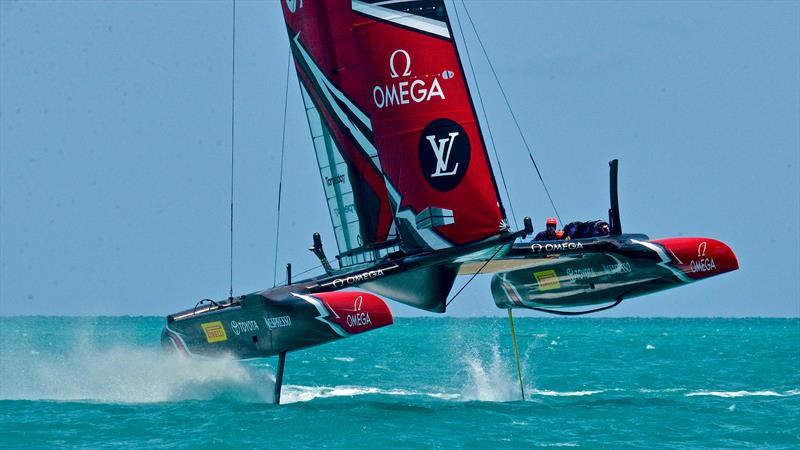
534,230 -> 557,241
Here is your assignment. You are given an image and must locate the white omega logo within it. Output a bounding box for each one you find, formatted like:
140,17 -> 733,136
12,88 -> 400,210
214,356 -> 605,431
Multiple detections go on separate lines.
389,49 -> 412,78
374,49 -> 445,109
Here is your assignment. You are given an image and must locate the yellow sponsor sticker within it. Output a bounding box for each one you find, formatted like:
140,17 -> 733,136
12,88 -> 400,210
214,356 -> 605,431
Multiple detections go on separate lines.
201,321 -> 228,343
534,269 -> 561,291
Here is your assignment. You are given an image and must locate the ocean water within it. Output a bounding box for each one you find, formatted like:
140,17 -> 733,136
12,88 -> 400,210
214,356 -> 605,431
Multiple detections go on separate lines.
0,317 -> 797,449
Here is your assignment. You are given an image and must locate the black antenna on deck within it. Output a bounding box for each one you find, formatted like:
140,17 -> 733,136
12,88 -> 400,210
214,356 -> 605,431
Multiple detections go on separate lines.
608,159 -> 622,235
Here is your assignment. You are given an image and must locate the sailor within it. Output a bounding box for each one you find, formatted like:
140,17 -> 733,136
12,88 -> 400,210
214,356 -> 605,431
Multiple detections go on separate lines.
563,221 -> 579,240
593,221 -> 611,237
533,217 -> 559,241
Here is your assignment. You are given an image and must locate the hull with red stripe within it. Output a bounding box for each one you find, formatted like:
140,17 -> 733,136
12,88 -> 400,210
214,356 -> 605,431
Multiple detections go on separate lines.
489,235 -> 738,310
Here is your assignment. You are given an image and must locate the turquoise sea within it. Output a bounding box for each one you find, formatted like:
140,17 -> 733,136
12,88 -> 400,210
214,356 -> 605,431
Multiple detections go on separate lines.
0,317 -> 798,449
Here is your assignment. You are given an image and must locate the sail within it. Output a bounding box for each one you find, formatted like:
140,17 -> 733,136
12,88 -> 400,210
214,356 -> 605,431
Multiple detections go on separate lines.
282,0 -> 397,267
350,0 -> 506,252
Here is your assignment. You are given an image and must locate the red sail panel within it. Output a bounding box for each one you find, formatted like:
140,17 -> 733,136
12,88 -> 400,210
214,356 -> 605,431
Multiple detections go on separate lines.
282,0 -> 396,262
350,0 -> 505,251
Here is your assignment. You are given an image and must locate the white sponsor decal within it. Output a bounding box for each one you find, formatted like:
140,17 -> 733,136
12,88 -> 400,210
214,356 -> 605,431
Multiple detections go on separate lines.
230,320 -> 259,336
326,174 -> 346,186
347,313 -> 372,327
333,204 -> 356,215
603,262 -> 632,274
345,295 -> 372,328
264,315 -> 292,330
332,268 -> 385,288
373,49 -> 446,109
690,258 -> 717,273
689,241 -> 716,272
566,267 -> 595,281
426,132 -> 460,177
531,242 -> 584,252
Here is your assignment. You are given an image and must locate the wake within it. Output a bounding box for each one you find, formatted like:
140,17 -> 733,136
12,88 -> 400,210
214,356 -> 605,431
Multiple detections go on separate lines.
0,345 -> 275,403
3,341 -> 794,405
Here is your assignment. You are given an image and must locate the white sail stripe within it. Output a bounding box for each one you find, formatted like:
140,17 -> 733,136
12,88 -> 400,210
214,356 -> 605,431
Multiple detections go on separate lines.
292,293 -> 349,337
319,70 -> 372,132
384,177 -> 450,251
631,239 -> 693,284
352,0 -> 450,39
293,34 -> 378,158
373,0 -> 417,6
293,33 -> 372,131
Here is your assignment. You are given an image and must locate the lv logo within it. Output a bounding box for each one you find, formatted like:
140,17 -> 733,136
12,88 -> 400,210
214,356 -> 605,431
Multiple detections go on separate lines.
426,132 -> 460,177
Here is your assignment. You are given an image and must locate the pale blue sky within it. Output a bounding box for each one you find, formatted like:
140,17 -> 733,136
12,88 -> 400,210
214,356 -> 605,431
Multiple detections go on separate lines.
1,1 -> 798,317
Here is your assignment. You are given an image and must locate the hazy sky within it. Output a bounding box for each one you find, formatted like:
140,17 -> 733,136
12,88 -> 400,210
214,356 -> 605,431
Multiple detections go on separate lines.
1,1 -> 798,317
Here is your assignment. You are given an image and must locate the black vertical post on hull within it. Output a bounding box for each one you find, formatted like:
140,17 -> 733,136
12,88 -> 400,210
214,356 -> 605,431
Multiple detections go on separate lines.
608,159 -> 622,235
274,351 -> 287,405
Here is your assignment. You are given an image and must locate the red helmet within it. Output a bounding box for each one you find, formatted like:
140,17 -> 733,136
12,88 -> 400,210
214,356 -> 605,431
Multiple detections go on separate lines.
546,217 -> 557,226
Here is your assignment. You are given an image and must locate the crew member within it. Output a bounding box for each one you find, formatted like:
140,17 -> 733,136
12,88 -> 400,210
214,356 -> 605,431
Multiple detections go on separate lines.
594,221 -> 611,237
534,217 -> 559,241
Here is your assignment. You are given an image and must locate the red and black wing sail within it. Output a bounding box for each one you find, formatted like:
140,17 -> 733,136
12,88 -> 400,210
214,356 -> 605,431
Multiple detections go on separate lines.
350,0 -> 507,252
282,0 -> 396,265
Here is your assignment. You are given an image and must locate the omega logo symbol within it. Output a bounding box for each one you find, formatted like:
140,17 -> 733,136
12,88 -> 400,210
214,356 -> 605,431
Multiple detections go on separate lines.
697,241 -> 707,258
373,48 -> 446,109
389,49 -> 412,78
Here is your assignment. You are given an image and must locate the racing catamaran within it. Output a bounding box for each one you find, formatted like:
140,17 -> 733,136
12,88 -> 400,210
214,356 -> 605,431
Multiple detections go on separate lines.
161,0 -> 737,403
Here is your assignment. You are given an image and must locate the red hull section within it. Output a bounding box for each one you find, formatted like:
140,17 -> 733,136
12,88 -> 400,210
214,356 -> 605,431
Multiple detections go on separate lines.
314,290 -> 394,335
651,237 -> 739,281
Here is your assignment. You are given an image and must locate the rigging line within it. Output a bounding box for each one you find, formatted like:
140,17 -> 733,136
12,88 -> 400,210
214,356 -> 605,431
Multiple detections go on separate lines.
273,55 -> 292,287
451,1 -> 518,230
445,245 -> 505,308
228,0 -> 236,300
459,0 -> 563,226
